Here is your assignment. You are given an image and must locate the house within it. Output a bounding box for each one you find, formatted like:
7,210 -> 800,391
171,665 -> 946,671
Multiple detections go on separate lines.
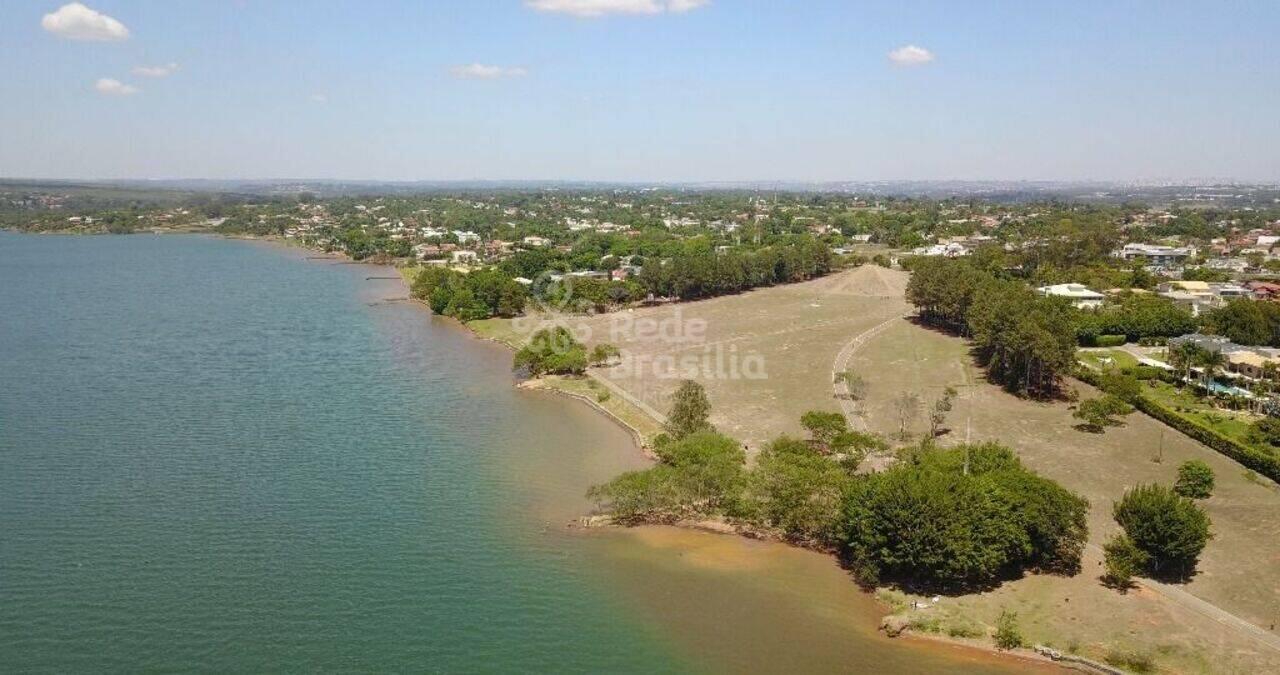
522,236 -> 550,247
1114,243 -> 1195,267
1157,281 -> 1220,316
1226,351 -> 1280,380
451,250 -> 478,264
1245,280 -> 1280,300
911,242 -> 970,257
1037,283 -> 1105,309
1210,283 -> 1251,300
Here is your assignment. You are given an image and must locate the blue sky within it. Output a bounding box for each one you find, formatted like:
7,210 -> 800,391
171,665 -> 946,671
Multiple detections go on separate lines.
1,1 -> 1277,182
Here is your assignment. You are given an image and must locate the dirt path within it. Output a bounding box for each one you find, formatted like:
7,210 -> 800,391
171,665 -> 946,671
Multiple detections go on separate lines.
831,312 -> 909,431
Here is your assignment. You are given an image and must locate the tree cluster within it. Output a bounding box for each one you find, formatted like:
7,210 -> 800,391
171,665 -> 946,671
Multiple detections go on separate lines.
411,267 -> 528,321
841,443 -> 1089,589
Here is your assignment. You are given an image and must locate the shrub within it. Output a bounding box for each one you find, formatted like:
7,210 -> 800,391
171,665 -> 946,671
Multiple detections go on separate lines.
589,342 -> 620,366
1102,533 -> 1149,589
1114,484 -> 1212,579
589,431 -> 746,523
993,610 -> 1023,650
1104,649 -> 1156,674
1094,334 -> 1127,348
1174,460 -> 1215,499
1076,366 -> 1280,484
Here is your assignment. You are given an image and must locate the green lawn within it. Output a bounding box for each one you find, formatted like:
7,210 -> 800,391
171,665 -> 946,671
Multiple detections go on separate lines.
1143,380 -> 1259,443
1077,348 -> 1140,371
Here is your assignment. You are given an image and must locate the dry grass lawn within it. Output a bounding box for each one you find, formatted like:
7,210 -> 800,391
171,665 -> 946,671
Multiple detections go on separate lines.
496,265 -> 910,449
851,318 -> 1280,673
470,264 -> 1280,672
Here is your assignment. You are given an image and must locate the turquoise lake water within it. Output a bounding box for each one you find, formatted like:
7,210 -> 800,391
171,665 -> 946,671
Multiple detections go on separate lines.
0,232 -> 1037,673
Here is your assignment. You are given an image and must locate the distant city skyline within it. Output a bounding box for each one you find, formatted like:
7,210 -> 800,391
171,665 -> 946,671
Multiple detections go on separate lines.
2,1 -> 1278,182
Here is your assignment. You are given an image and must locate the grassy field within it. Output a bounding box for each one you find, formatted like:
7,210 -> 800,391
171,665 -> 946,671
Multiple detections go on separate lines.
852,319 -> 1280,673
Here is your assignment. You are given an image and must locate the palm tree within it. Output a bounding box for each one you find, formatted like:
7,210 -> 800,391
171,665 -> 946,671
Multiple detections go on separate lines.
1168,342 -> 1202,386
1263,361 -> 1279,396
1198,349 -> 1227,392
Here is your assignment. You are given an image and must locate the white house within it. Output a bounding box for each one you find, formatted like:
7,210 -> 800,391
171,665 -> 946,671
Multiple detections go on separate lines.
1113,243 -> 1194,266
1037,283 -> 1105,309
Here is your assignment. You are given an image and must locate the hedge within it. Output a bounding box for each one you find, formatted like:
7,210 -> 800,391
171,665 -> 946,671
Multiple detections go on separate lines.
1093,334 -> 1127,348
1076,368 -> 1280,483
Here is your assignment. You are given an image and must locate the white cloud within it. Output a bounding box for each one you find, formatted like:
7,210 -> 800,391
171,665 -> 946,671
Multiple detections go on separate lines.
666,0 -> 709,13
42,2 -> 129,41
309,93 -> 328,103
450,63 -> 529,80
132,62 -> 179,78
94,78 -> 139,96
524,0 -> 708,17
887,45 -> 935,67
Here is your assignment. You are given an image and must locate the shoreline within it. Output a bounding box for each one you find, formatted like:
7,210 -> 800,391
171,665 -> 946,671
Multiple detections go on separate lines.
304,242 -> 1083,673
9,229 -> 1074,672
381,277 -> 1083,673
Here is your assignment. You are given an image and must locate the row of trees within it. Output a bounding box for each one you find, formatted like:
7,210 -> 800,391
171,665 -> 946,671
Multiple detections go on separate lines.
636,238 -> 833,301
1075,292 -> 1197,344
907,258 -> 1077,397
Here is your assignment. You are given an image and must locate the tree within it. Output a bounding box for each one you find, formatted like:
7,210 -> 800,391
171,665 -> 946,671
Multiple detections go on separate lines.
738,436 -> 852,546
1166,342 -> 1202,385
928,386 -> 957,438
1073,394 -> 1134,432
799,410 -> 884,460
1102,533 -> 1149,590
801,410 -> 848,453
893,392 -> 921,440
665,379 -> 713,440
1113,484 -> 1212,579
513,326 -> 588,376
1174,460 -> 1215,499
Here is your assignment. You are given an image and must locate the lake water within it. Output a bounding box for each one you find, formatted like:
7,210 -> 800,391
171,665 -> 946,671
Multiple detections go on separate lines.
0,232 -> 1042,673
